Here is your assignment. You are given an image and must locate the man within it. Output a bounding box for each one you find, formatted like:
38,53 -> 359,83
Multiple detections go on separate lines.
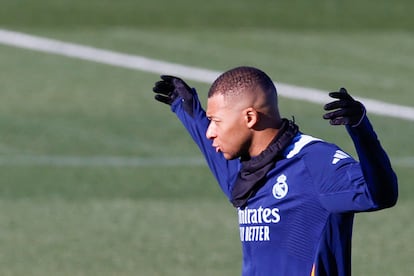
152,66 -> 398,275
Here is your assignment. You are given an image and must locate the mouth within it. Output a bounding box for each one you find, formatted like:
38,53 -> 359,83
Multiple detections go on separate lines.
212,144 -> 221,153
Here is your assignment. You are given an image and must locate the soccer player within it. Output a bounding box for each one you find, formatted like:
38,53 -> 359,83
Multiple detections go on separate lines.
152,66 -> 398,276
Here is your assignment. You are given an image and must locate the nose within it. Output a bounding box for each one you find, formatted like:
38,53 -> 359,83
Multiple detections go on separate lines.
206,122 -> 216,140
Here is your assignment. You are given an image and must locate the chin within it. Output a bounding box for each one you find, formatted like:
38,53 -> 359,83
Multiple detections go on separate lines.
223,153 -> 238,161
223,155 -> 232,160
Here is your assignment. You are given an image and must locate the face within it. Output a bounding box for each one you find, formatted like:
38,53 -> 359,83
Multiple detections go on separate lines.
206,94 -> 252,160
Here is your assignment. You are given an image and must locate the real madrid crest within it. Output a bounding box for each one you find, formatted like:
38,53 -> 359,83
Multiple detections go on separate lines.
272,174 -> 288,199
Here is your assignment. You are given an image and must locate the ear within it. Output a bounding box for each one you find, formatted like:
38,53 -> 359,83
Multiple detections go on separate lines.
244,107 -> 258,129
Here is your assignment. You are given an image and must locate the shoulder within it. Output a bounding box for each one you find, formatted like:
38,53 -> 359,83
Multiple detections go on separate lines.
284,133 -> 330,158
284,133 -> 355,166
284,134 -> 359,188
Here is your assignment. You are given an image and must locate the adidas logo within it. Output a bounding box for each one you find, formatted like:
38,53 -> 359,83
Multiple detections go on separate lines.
332,150 -> 350,164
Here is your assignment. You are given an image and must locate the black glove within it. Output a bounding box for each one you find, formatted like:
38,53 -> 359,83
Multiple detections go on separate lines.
323,87 -> 365,126
152,75 -> 195,116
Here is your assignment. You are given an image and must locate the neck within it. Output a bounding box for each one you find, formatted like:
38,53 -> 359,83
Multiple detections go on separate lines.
248,125 -> 281,157
231,118 -> 299,208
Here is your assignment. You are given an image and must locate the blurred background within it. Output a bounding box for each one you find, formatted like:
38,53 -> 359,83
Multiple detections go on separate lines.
0,0 -> 413,275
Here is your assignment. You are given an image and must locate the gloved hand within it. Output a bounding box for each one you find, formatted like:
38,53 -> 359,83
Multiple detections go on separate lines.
323,87 -> 365,126
152,75 -> 195,116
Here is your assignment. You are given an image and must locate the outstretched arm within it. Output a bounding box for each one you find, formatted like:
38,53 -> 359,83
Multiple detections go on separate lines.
152,76 -> 240,198
323,88 -> 398,209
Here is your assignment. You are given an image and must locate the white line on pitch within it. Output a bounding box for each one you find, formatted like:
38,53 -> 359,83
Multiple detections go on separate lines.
0,28 -> 414,121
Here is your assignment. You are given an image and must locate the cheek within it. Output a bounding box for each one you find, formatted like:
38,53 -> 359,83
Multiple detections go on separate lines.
221,120 -> 250,148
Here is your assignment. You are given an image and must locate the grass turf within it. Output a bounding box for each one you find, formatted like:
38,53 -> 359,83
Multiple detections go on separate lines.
0,0 -> 413,275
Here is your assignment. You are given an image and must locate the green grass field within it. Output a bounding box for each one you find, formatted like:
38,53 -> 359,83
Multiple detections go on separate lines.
1,0 -> 413,275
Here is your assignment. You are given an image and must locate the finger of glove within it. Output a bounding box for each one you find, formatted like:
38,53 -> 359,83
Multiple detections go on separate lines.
328,91 -> 353,101
339,87 -> 348,93
324,106 -> 360,119
324,99 -> 353,111
323,109 -> 347,120
323,111 -> 351,125
159,75 -> 192,93
329,117 -> 351,125
333,87 -> 349,96
172,78 -> 192,92
159,75 -> 193,98
154,94 -> 173,105
160,75 -> 183,83
153,81 -> 174,95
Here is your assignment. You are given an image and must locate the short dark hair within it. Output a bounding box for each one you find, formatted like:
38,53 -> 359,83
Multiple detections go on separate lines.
208,66 -> 277,99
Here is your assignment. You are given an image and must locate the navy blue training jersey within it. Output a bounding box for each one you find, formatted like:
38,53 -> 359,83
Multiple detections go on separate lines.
170,93 -> 397,276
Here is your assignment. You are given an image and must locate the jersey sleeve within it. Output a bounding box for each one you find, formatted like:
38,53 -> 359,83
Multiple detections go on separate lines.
304,116 -> 398,213
170,93 -> 240,199
346,115 -> 398,208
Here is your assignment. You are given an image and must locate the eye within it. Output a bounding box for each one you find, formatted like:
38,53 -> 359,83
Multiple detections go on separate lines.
208,116 -> 220,123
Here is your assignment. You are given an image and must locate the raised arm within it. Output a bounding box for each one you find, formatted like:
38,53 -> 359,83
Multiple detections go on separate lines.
152,75 -> 240,198
323,88 -> 398,209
